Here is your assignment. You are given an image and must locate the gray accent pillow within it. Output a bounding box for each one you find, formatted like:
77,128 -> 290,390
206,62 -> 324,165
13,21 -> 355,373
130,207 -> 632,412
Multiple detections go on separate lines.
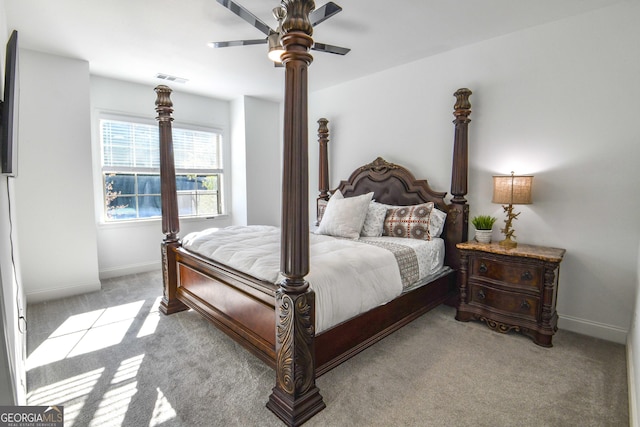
361,201 -> 388,237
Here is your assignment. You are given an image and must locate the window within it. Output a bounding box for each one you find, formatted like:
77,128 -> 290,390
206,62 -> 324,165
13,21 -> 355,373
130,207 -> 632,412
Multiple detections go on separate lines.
100,118 -> 223,222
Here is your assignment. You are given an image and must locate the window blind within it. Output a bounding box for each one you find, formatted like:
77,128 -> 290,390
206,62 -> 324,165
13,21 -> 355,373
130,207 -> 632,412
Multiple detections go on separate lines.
101,120 -> 221,170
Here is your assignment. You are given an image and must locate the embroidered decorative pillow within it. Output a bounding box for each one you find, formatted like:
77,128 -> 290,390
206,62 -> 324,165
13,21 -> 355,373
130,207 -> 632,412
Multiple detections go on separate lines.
361,201 -> 388,237
317,190 -> 374,239
383,202 -> 435,240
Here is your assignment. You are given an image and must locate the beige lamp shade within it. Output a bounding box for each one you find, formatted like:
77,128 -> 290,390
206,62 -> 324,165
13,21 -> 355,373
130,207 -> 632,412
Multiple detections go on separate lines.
492,174 -> 533,205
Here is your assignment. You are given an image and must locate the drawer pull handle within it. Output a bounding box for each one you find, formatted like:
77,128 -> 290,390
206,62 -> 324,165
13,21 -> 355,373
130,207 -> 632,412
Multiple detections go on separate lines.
521,300 -> 531,310
521,271 -> 533,281
479,263 -> 488,273
477,289 -> 486,300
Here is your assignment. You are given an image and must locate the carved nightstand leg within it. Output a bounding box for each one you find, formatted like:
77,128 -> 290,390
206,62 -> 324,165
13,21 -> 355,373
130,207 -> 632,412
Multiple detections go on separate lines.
532,331 -> 553,348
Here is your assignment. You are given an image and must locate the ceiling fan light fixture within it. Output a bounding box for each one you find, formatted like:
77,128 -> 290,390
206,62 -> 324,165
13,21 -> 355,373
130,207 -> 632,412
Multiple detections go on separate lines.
211,1 -> 349,62
267,32 -> 284,62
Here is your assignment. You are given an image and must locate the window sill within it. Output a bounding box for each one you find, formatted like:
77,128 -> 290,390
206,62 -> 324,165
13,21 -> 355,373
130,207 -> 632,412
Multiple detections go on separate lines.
98,214 -> 229,230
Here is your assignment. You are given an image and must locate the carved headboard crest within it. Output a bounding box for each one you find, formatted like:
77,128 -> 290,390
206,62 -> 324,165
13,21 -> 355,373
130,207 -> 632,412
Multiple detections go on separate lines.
358,157 -> 401,174
332,156 -> 448,210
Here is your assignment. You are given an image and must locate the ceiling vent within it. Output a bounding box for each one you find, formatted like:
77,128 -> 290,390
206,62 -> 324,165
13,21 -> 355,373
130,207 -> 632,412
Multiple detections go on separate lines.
155,73 -> 189,84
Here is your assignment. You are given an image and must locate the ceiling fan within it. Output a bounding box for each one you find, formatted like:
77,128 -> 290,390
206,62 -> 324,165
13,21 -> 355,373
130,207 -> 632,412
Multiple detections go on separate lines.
209,0 -> 350,63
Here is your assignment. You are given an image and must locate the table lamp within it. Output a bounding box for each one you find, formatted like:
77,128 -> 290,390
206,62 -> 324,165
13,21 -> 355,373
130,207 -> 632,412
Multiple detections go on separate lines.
492,172 -> 533,249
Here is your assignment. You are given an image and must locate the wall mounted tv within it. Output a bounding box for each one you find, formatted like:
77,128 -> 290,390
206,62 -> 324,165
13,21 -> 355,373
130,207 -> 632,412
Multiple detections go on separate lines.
1,30 -> 18,176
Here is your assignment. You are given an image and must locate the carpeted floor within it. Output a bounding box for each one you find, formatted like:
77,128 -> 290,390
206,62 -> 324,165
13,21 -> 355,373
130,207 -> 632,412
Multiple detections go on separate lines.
26,271 -> 629,426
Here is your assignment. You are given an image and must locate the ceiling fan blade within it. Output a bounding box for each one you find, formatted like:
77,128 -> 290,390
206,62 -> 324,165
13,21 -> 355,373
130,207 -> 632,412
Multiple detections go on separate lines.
209,39 -> 267,48
312,42 -> 350,55
310,2 -> 342,26
216,0 -> 275,36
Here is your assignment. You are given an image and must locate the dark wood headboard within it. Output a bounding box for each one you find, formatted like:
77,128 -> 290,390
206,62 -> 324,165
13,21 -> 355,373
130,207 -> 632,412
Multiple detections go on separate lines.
335,157 -> 448,211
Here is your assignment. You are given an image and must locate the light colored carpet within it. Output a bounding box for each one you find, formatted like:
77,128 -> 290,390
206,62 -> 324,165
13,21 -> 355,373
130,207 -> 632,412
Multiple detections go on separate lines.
26,270 -> 628,426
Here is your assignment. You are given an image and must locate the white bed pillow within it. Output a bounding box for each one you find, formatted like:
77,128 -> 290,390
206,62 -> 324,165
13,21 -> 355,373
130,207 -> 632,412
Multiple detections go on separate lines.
361,201 -> 388,237
317,190 -> 374,239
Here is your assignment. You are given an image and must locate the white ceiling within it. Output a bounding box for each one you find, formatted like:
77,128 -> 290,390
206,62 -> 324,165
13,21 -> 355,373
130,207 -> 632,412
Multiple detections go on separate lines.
5,0 -> 624,102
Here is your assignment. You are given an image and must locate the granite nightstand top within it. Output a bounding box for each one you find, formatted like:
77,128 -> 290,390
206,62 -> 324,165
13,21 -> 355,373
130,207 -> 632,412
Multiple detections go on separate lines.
456,241 -> 566,263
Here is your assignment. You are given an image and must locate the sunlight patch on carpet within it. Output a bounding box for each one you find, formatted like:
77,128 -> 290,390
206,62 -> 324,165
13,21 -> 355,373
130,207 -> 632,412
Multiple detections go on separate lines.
27,367 -> 105,424
26,301 -> 145,369
26,295 -> 176,425
88,355 -> 144,427
137,298 -> 163,338
150,387 -> 177,426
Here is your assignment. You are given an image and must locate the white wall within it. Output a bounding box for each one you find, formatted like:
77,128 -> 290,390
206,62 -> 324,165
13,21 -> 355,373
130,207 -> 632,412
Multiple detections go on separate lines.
629,241 -> 640,426
243,96 -> 281,226
90,76 -> 233,278
16,50 -> 101,303
0,0 -> 25,404
230,96 -> 281,227
0,179 -> 23,405
230,97 -> 247,226
309,2 -> 640,343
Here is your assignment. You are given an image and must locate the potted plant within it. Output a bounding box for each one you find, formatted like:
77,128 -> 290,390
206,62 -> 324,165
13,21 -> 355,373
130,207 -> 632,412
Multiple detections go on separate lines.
471,215 -> 497,244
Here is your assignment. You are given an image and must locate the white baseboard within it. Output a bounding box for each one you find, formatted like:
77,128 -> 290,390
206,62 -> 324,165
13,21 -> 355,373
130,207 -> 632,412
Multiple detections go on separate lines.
558,314 -> 628,344
26,281 -> 101,304
99,261 -> 161,280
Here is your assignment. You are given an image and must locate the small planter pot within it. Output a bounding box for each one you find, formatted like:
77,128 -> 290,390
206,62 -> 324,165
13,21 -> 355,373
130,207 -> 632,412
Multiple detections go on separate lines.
474,229 -> 492,244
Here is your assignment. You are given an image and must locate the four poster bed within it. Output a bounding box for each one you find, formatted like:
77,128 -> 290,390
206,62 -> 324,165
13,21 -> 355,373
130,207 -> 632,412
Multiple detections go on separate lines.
156,87 -> 471,424
155,3 -> 470,425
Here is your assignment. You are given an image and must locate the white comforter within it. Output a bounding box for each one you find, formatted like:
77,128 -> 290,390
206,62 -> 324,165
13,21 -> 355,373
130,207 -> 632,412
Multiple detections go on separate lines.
182,225 -> 444,333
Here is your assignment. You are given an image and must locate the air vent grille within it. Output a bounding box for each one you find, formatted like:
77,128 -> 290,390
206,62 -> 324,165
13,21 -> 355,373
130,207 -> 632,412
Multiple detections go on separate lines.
155,73 -> 189,84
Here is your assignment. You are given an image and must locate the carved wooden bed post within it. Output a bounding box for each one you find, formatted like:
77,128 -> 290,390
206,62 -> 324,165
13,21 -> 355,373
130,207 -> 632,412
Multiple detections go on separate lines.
156,85 -> 188,315
315,117 -> 329,226
447,88 -> 472,270
317,117 -> 329,201
266,1 -> 326,425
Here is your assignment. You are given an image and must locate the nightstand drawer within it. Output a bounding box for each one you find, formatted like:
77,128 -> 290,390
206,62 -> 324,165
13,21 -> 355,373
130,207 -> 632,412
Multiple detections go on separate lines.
468,283 -> 539,321
470,256 -> 542,290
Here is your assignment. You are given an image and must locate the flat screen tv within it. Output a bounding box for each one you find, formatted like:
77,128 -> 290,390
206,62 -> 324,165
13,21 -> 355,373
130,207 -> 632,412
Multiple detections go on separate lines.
1,30 -> 18,176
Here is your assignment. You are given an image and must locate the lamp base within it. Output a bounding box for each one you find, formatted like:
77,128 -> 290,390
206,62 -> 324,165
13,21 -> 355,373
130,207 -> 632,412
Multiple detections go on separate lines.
499,204 -> 519,249
499,236 -> 517,249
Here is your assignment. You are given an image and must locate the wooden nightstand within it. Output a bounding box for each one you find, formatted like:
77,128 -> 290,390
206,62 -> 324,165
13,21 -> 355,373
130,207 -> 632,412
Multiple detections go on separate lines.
455,241 -> 566,347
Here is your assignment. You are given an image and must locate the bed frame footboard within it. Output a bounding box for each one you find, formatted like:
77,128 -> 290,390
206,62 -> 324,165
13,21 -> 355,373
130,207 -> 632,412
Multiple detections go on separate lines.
175,249 -> 278,366
160,244 -> 457,378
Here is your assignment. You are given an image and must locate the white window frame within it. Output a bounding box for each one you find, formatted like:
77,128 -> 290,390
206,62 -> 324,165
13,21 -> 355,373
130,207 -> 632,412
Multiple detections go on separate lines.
98,114 -> 226,223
